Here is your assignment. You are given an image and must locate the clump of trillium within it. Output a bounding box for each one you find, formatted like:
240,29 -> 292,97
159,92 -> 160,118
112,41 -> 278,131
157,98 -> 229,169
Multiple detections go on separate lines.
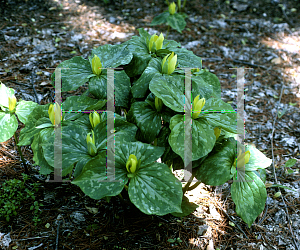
192,95 -> 205,119
91,55 -> 102,76
147,33 -> 164,54
161,52 -> 177,75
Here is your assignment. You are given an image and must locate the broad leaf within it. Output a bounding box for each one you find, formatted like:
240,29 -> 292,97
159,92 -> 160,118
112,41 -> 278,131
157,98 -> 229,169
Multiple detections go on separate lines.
15,100 -> 38,124
51,56 -> 93,92
131,58 -> 162,98
149,75 -> 185,112
151,12 -> 169,25
0,83 -> 15,108
245,144 -> 272,171
0,113 -> 18,143
231,171 -> 267,227
167,13 -> 186,33
195,138 -> 236,185
169,115 -> 216,161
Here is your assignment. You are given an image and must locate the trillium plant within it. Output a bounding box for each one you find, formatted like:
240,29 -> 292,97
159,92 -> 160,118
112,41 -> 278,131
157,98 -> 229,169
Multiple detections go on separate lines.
151,1 -> 187,34
0,28 -> 272,227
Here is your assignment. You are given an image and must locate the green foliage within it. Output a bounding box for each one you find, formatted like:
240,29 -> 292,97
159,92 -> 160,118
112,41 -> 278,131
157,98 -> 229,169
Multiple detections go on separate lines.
0,28 -> 273,227
0,174 -> 42,225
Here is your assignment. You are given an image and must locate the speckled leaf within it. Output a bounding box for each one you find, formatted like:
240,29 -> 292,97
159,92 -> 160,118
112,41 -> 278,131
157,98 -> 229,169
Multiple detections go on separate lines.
90,44 -> 133,69
167,13 -> 186,33
169,115 -> 216,161
244,144 -> 272,171
198,71 -> 221,99
42,124 -> 92,176
126,101 -> 161,143
254,169 -> 266,183
15,100 -> 38,124
51,56 -> 93,92
150,12 -> 169,25
231,171 -> 267,227
18,104 -> 51,146
62,95 -> 106,121
192,76 -> 214,100
131,58 -> 161,98
149,75 -> 185,112
88,70 -> 131,108
123,33 -> 152,77
195,138 -> 236,185
72,154 -> 127,200
31,134 -> 53,175
129,162 -> 183,215
0,83 -> 15,108
171,47 -> 202,69
171,195 -> 198,217
0,113 -> 18,142
204,98 -> 241,134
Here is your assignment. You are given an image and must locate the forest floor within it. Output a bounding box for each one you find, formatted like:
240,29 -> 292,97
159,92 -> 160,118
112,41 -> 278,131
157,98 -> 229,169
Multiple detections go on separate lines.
0,0 -> 300,249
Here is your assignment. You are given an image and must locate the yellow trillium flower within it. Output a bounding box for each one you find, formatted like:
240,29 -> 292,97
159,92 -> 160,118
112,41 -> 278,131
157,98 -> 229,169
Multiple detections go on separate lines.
169,2 -> 176,15
92,55 -> 102,75
148,33 -> 164,53
8,95 -> 17,112
86,130 -> 97,156
126,154 -> 138,174
155,96 -> 163,112
89,111 -> 101,129
234,149 -> 251,168
48,103 -> 62,126
192,95 -> 205,119
214,127 -> 221,140
161,52 -> 177,75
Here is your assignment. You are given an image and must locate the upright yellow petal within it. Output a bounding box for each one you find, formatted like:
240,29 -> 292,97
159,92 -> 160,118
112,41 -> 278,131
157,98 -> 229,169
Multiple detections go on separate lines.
168,53 -> 177,75
92,55 -> 102,75
169,2 -> 176,15
8,95 -> 17,112
126,154 -> 138,174
156,33 -> 164,50
161,53 -> 170,74
214,127 -> 221,140
54,102 -> 61,126
48,104 -> 55,125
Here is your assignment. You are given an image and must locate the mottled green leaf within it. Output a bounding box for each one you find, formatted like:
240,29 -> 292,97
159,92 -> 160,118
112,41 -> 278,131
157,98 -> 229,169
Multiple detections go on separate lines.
15,100 -> 38,124
0,113 -> 18,142
151,12 -> 169,26
169,115 -> 216,161
131,58 -> 161,98
231,171 -> 267,227
245,144 -> 272,171
167,13 -> 186,33
129,162 -> 182,215
149,75 -> 185,112
195,138 -> 236,185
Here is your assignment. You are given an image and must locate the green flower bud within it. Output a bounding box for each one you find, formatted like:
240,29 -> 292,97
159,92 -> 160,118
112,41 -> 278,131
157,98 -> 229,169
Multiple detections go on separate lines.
92,55 -> 102,76
148,33 -> 164,53
155,96 -> 163,112
161,52 -> 177,75
214,127 -> 221,140
169,2 -> 176,15
89,111 -> 101,129
86,131 -> 97,156
192,95 -> 205,119
234,149 -> 250,168
8,95 -> 17,112
126,154 -> 138,174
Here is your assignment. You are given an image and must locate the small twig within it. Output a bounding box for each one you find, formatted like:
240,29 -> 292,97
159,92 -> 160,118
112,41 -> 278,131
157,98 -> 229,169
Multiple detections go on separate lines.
280,5 -> 294,28
31,70 -> 40,104
232,59 -> 268,69
15,236 -> 50,241
55,220 -> 61,250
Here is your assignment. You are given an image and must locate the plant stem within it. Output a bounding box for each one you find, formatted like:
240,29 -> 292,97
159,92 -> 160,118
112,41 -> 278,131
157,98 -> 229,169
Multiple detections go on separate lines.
182,173 -> 194,195
187,181 -> 201,191
13,132 -> 29,174
166,25 -> 170,39
182,0 -> 186,10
